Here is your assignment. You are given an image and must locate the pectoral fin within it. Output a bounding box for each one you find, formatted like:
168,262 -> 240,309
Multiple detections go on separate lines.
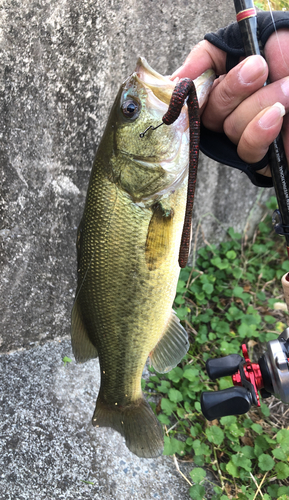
71,297 -> 98,362
151,312 -> 189,373
145,202 -> 174,271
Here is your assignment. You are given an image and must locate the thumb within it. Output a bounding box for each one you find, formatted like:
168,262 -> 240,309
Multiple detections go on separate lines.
170,40 -> 228,81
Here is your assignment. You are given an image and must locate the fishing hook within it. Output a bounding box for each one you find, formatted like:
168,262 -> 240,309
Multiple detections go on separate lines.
139,122 -> 164,138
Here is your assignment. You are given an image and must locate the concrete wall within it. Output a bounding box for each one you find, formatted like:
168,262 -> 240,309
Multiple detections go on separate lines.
0,0 -> 272,352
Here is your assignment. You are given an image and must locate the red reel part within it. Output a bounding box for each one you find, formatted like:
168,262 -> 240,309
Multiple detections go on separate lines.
232,344 -> 264,407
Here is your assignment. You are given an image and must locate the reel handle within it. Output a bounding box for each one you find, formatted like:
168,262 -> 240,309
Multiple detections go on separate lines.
201,386 -> 253,421
206,354 -> 243,380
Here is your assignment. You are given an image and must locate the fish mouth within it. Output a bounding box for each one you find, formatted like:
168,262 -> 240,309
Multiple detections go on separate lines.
135,57 -> 176,105
135,57 -> 215,108
133,57 -> 190,169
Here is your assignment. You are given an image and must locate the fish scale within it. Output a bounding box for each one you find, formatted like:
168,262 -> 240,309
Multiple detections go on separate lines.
79,172 -> 186,401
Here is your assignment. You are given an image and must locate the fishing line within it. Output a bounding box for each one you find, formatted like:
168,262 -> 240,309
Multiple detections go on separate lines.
266,0 -> 288,71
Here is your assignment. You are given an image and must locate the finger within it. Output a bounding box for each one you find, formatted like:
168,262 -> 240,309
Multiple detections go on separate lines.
237,102 -> 285,164
265,29 -> 289,82
202,55 -> 268,132
170,40 -> 227,81
256,112 -> 289,178
224,76 -> 289,143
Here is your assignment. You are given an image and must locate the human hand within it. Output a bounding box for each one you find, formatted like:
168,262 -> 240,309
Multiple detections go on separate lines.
171,29 -> 289,177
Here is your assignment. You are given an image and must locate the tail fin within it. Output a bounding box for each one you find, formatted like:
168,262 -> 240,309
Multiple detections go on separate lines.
92,397 -> 164,458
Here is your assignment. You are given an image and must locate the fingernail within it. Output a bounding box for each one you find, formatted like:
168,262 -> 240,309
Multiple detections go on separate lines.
170,66 -> 183,80
281,78 -> 289,97
258,102 -> 285,129
239,56 -> 267,84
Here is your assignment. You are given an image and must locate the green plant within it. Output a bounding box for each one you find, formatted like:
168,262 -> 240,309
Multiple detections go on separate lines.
62,356 -> 72,367
255,0 -> 287,10
143,197 -> 289,499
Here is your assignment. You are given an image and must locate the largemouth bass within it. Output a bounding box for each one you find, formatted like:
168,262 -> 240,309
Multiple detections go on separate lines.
71,58 -> 214,458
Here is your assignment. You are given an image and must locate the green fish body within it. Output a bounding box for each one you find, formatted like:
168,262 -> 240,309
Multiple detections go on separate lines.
71,59 -> 214,458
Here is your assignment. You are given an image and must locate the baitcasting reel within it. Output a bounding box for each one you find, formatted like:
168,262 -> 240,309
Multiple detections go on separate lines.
201,327 -> 289,420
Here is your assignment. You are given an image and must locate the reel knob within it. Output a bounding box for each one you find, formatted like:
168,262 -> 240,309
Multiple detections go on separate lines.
201,386 -> 253,421
206,354 -> 243,380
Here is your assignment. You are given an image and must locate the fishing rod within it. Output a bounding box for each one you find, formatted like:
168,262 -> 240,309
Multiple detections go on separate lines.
201,1 -> 289,420
233,0 -> 289,255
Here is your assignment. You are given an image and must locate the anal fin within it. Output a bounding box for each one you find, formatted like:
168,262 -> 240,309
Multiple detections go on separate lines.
151,312 -> 189,373
71,298 -> 98,362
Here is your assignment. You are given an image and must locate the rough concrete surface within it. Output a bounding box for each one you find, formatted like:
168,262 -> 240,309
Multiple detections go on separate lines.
0,339 -> 216,499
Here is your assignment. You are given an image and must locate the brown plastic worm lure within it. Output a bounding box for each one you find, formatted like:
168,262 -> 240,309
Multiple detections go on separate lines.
162,78 -> 200,268
140,78 -> 200,268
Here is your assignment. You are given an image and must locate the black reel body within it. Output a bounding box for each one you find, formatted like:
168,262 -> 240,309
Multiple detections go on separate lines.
201,328 -> 289,420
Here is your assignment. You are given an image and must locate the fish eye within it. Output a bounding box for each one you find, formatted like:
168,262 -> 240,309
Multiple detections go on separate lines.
121,99 -> 140,119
